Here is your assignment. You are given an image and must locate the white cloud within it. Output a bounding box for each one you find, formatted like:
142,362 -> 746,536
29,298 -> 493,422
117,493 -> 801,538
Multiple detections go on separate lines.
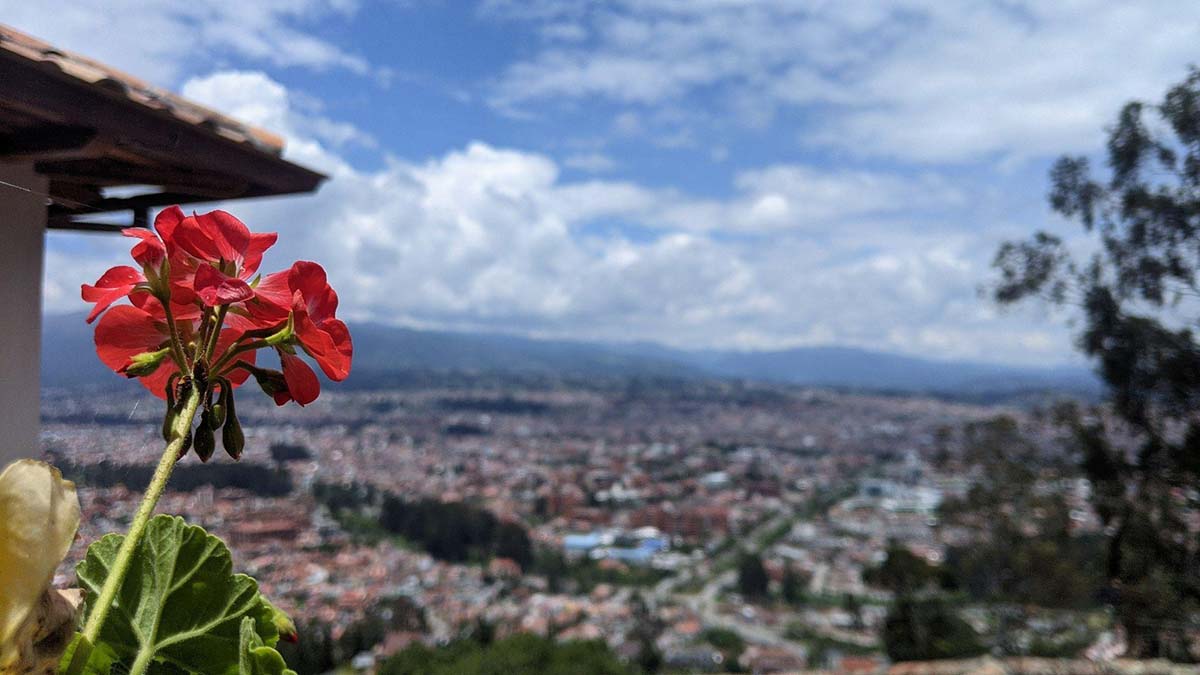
488,0 -> 1200,162
45,70 -> 1076,366
0,0 -> 370,86
548,164 -> 962,233
181,71 -> 368,173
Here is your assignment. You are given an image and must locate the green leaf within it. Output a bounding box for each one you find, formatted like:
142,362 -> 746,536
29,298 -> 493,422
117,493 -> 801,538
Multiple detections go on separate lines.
57,635 -> 119,675
75,515 -> 281,674
238,617 -> 296,675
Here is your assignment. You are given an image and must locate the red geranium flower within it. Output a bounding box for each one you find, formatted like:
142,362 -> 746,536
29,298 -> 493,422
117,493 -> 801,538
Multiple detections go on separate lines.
84,204 -> 351,412
288,261 -> 352,381
173,210 -> 278,308
146,207 -> 283,310
93,301 -> 255,398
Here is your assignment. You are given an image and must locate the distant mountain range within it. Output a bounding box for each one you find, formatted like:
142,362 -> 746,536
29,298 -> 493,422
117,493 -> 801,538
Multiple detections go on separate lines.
41,313 -> 1100,398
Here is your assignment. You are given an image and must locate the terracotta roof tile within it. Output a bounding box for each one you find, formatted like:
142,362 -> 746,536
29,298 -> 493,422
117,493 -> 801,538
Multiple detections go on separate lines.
0,23 -> 285,156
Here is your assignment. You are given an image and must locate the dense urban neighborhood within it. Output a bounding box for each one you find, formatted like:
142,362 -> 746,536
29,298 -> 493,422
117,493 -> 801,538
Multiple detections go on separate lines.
42,376 -> 1137,673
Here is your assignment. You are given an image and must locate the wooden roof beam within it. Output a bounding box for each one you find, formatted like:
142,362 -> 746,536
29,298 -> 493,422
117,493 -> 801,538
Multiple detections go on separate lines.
0,125 -> 103,162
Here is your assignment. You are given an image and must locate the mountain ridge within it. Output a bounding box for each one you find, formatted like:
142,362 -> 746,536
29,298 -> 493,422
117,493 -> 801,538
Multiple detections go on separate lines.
40,313 -> 1098,397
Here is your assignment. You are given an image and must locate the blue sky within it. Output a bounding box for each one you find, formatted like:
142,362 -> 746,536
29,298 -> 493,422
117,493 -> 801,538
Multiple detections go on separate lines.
10,1 -> 1200,366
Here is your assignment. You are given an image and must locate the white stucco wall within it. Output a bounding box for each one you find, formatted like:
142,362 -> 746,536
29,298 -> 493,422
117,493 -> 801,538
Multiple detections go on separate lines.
0,163 -> 47,466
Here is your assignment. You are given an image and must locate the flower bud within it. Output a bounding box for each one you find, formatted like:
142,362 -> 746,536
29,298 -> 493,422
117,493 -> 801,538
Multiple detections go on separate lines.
251,368 -> 290,403
162,374 -> 181,442
161,408 -> 179,442
118,347 -> 171,378
222,391 -> 245,461
176,428 -> 193,460
209,402 -> 225,429
194,411 -> 216,462
142,255 -> 171,301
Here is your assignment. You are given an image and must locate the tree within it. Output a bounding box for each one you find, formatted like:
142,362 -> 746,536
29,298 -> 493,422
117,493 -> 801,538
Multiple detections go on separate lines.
991,67 -> 1200,658
268,441 -> 312,462
378,633 -> 634,675
701,628 -> 745,667
934,419 -> 1106,610
628,592 -> 663,674
736,551 -> 769,600
842,593 -> 864,631
865,543 -> 939,596
883,597 -> 985,662
781,565 -> 806,606
494,521 -> 534,570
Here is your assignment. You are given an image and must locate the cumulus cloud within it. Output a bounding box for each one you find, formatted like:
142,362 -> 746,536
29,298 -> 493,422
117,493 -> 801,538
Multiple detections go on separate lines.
46,70 -> 1075,366
487,0 -> 1200,162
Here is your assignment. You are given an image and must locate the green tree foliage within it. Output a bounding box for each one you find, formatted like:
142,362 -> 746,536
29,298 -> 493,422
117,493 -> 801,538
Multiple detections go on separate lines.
991,68 -> 1200,657
268,442 -> 312,462
780,565 -> 807,606
700,627 -> 745,668
936,418 -> 1106,609
59,459 -> 292,497
494,521 -> 534,570
276,622 -> 335,675
882,598 -> 985,662
736,551 -> 769,600
313,481 -> 534,567
842,593 -> 864,631
627,592 -> 663,674
276,598 -> 425,675
527,550 -> 669,594
864,544 -> 940,596
377,633 -> 635,675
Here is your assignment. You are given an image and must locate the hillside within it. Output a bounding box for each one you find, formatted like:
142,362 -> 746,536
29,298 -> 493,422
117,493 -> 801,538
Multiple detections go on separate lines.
41,313 -> 1098,397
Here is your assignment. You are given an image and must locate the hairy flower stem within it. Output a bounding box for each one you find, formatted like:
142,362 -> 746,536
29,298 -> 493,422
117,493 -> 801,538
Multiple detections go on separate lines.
64,384 -> 203,675
161,301 -> 190,371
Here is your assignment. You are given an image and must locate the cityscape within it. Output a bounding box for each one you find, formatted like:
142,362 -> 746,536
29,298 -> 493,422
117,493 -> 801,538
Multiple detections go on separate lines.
42,376 -> 1125,673
3,2 -> 1200,674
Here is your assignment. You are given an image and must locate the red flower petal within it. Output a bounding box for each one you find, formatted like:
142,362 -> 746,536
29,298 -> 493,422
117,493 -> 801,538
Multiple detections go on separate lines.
242,232 -> 278,278
279,351 -> 320,406
294,309 -> 352,381
194,264 -> 254,306
122,228 -> 167,269
94,305 -> 166,373
320,318 -> 353,379
239,269 -> 292,327
167,251 -> 200,305
82,266 -> 142,298
288,261 -> 338,323
81,266 -> 144,323
173,214 -> 222,262
137,361 -> 181,399
154,205 -> 184,245
196,210 -> 251,263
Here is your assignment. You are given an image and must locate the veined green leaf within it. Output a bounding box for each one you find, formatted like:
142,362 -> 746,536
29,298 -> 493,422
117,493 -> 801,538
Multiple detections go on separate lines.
238,617 -> 296,675
57,634 -> 118,675
74,515 -> 282,675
